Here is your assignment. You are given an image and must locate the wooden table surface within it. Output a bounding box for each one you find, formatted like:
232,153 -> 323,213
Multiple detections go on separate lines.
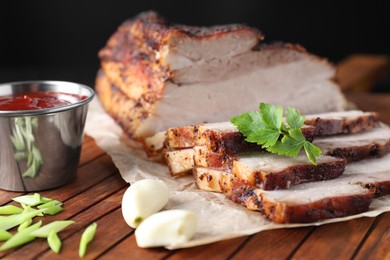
0,93 -> 389,259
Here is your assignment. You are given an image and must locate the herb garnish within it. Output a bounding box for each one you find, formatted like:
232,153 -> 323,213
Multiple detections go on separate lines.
230,103 -> 322,165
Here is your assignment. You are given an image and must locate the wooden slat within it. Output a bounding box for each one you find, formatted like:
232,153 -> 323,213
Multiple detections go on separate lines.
99,232 -> 171,259
168,237 -> 248,260
347,93 -> 390,124
0,191 -> 24,206
354,212 -> 390,260
291,218 -> 375,259
231,227 -> 314,259
39,154 -> 119,202
39,207 -> 132,259
1,174 -> 127,258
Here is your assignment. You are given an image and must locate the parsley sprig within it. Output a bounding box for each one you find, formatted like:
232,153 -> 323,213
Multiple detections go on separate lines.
230,103 -> 322,165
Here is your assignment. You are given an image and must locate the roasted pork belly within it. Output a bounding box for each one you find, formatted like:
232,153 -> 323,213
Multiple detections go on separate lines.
97,11 -> 347,140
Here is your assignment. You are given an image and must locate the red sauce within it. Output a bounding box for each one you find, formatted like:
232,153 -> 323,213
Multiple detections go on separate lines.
0,91 -> 87,111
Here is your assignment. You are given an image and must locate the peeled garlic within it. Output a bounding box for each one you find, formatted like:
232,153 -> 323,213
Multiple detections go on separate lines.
135,209 -> 197,248
121,179 -> 169,228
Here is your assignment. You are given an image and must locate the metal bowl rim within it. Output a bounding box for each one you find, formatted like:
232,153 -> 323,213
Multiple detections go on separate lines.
0,80 -> 95,116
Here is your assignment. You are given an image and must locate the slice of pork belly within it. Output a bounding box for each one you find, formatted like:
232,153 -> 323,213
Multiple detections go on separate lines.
193,167 -> 233,193
248,181 -> 373,223
314,124 -> 390,161
232,152 -> 346,190
304,110 -> 379,136
344,153 -> 390,197
164,148 -> 194,177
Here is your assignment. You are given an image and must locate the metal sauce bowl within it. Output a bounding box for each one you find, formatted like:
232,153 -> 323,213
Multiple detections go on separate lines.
0,81 -> 94,191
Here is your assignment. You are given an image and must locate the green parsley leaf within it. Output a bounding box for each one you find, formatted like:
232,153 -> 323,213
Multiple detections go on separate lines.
247,128 -> 281,148
230,102 -> 322,165
286,107 -> 305,129
230,111 -> 263,137
267,135 -> 304,157
304,141 -> 322,165
259,103 -> 283,130
287,128 -> 306,142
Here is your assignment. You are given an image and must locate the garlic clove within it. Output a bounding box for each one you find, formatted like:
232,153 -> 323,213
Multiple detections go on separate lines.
121,179 -> 169,228
135,209 -> 197,248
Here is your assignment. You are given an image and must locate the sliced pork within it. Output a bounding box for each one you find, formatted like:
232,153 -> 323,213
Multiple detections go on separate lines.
247,181 -> 373,223
144,110 -> 379,157
232,152 -> 346,190
195,154 -> 390,223
313,124 -> 390,161
167,124 -> 390,177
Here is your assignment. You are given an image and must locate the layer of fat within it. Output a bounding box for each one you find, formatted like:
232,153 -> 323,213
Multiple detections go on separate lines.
260,180 -> 369,205
313,124 -> 390,150
194,167 -> 230,192
165,149 -> 194,176
160,30 -> 260,70
259,153 -> 390,205
234,152 -> 338,173
199,121 -> 237,133
134,59 -> 346,138
144,131 -> 166,153
304,110 -> 370,120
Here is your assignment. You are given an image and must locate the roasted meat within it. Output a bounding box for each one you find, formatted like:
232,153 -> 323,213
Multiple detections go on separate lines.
96,11 -> 347,140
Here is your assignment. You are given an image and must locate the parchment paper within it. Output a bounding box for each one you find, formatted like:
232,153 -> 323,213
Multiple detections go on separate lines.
84,99 -> 390,250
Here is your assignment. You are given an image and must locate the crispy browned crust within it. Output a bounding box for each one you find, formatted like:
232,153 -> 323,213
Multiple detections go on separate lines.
223,181 -> 373,223
97,11 -> 264,139
194,146 -> 233,170
258,193 -> 373,223
355,180 -> 390,197
95,70 -> 149,140
197,128 -> 315,155
193,167 -> 234,192
305,112 -> 380,136
100,11 -> 263,62
167,126 -> 197,149
238,158 -> 347,190
325,139 -> 390,162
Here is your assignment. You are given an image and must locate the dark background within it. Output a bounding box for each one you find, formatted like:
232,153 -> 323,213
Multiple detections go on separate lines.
1,1 -> 389,90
